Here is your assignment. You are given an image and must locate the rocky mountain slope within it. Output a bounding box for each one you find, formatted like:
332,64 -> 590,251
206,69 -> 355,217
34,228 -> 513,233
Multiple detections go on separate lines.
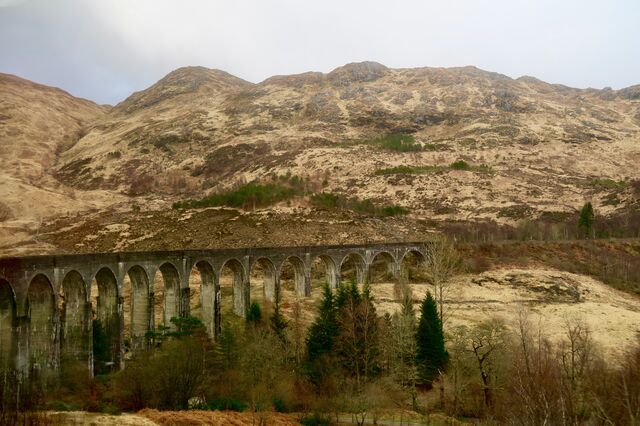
1,62 -> 639,255
55,62 -> 640,222
0,73 -> 126,254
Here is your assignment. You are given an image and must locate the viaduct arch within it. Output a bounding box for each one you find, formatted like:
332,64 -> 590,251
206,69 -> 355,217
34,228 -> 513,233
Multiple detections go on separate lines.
0,241 -> 426,374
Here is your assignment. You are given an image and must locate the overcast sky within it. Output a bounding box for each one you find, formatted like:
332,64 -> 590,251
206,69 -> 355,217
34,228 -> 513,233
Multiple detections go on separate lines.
1,0 -> 639,105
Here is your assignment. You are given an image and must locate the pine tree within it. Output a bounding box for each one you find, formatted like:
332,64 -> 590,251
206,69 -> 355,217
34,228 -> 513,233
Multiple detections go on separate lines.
306,284 -> 338,361
416,291 -> 448,385
305,284 -> 339,385
269,304 -> 288,344
578,202 -> 595,238
247,301 -> 262,325
335,281 -> 380,389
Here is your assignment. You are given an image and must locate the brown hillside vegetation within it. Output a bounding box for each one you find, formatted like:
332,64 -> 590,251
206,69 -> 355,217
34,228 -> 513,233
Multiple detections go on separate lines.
0,63 -> 639,255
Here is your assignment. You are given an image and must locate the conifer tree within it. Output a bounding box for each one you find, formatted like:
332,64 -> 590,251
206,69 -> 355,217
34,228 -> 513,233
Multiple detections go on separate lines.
306,284 -> 338,361
247,301 -> 262,325
270,304 -> 288,344
578,202 -> 595,238
416,291 -> 448,385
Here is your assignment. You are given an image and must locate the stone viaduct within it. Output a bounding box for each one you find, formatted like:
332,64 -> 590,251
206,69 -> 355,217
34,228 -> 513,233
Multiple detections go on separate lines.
0,242 -> 427,375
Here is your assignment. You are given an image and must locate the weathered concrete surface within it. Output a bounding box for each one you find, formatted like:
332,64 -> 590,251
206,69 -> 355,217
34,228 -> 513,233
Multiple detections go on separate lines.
0,242 -> 426,373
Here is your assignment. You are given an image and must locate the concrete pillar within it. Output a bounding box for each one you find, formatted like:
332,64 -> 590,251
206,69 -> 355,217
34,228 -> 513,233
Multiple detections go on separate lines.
214,286 -> 221,339
84,301 -> 93,373
180,287 -> 190,318
202,274 -> 217,339
264,275 -> 279,304
13,315 -> 28,376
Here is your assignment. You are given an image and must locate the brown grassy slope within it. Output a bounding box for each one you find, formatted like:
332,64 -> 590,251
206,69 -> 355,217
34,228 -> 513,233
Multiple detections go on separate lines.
55,62 -> 640,224
0,73 -> 126,253
459,238 -> 640,295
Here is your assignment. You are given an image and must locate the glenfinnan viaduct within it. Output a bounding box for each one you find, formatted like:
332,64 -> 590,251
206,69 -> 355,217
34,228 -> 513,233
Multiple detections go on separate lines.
0,242 -> 426,376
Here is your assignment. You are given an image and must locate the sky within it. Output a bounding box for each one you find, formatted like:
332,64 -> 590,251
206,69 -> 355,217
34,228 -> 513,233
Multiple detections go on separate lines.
1,0 -> 639,105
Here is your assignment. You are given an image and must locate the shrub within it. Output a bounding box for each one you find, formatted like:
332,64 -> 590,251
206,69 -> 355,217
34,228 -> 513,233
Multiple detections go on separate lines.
205,397 -> 247,412
450,160 -> 471,170
300,413 -> 331,426
347,133 -> 423,152
310,192 -> 409,217
173,182 -> 300,210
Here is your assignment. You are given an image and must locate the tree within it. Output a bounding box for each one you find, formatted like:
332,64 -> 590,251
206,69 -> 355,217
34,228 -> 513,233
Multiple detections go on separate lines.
306,285 -> 339,385
306,285 -> 338,361
578,202 -> 595,238
388,289 -> 418,408
423,236 -> 461,329
467,318 -> 509,410
247,301 -> 262,326
415,292 -> 448,385
335,281 -> 380,390
270,304 -> 288,345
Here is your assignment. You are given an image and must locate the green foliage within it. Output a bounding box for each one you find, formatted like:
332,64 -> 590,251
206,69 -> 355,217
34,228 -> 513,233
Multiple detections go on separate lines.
578,202 -> 595,237
247,302 -> 262,325
203,397 -> 247,412
173,182 -> 301,210
300,413 -> 331,426
591,178 -> 627,190
347,133 -> 423,152
450,160 -> 470,170
334,281 -> 381,389
310,192 -> 408,217
306,285 -> 339,362
375,161 -> 492,176
375,165 -> 445,175
270,305 -> 288,344
416,292 -> 448,385
92,319 -> 112,376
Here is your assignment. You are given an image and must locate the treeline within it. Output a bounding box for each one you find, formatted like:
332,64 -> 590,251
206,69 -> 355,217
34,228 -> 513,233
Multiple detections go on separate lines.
440,205 -> 640,242
172,174 -> 410,217
2,282 -> 638,425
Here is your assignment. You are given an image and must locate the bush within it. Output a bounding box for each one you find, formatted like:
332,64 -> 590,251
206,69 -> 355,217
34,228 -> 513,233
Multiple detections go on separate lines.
300,413 -> 331,426
310,192 -> 408,217
450,160 -> 471,170
347,133 -> 423,152
205,397 -> 247,412
173,182 -> 300,210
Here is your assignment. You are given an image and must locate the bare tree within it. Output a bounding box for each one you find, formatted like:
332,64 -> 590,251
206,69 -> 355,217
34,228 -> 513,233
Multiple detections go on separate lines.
423,236 -> 461,329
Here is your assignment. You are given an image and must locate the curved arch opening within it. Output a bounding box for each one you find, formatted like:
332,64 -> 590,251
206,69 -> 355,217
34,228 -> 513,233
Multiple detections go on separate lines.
250,258 -> 277,316
60,271 -> 89,366
126,266 -> 150,352
220,259 -> 246,318
400,250 -> 426,283
27,274 -> 55,372
0,279 -> 16,370
310,255 -> 337,296
159,263 -> 181,327
279,256 -> 307,299
189,261 -> 216,337
91,267 -> 120,374
369,252 -> 397,284
339,253 -> 366,286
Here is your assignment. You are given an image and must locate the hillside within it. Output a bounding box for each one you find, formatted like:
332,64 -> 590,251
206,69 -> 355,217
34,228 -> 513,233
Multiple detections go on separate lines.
54,62 -> 640,224
0,63 -> 639,255
0,73 -> 126,254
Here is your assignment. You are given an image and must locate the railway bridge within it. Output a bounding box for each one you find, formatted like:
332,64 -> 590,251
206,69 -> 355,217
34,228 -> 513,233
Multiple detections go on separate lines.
0,242 -> 427,375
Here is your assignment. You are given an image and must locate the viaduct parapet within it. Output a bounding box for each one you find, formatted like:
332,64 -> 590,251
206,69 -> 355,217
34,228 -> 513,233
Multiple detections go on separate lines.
0,242 -> 427,375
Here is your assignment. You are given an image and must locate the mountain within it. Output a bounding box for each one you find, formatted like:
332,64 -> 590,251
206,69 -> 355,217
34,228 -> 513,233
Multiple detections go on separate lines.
0,63 -> 639,254
53,62 -> 640,222
0,73 -> 124,254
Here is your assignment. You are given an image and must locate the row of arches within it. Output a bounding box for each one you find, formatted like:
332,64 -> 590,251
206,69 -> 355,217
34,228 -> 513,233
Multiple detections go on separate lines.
0,250 -> 425,375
